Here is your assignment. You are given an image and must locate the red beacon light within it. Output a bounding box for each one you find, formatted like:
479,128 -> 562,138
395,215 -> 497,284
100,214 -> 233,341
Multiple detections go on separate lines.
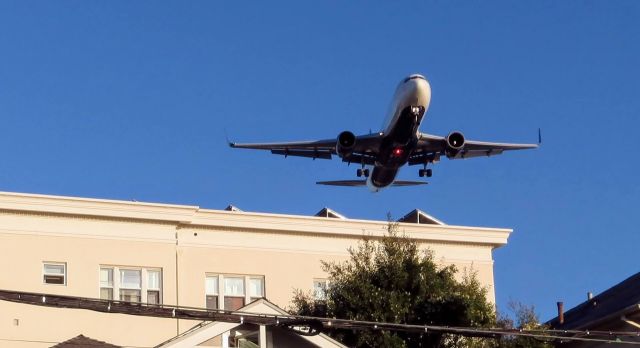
393,147 -> 404,157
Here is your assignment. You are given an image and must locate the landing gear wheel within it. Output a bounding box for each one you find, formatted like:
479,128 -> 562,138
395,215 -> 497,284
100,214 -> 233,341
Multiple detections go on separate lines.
419,169 -> 433,178
363,169 -> 370,178
356,169 -> 363,177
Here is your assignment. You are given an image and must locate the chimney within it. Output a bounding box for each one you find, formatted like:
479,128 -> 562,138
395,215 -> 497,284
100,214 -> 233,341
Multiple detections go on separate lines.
557,301 -> 565,325
588,292 -> 593,300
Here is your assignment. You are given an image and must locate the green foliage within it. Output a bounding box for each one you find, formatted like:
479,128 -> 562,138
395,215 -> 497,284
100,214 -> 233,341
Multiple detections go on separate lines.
290,223 -> 497,348
495,302 -> 552,348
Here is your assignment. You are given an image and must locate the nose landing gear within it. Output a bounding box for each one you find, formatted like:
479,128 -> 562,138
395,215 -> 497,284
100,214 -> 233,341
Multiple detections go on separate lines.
410,105 -> 424,124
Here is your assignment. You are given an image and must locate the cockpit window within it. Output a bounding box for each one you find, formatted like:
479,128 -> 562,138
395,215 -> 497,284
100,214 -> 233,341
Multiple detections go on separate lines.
403,75 -> 426,83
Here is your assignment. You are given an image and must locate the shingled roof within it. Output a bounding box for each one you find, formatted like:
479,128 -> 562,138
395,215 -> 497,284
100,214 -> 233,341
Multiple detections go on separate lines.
548,272 -> 640,330
51,335 -> 121,348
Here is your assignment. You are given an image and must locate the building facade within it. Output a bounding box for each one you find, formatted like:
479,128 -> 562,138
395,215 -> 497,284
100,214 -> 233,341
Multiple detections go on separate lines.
0,191 -> 511,347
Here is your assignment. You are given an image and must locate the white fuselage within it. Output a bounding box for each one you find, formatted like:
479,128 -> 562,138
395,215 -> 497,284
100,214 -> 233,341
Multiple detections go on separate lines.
366,74 -> 432,192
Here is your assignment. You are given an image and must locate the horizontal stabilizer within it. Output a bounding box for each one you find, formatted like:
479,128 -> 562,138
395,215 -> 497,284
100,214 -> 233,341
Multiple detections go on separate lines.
316,180 -> 427,187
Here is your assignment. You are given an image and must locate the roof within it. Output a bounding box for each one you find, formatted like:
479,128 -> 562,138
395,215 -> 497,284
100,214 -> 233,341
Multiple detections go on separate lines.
397,209 -> 445,225
224,204 -> 243,212
315,207 -> 346,219
51,335 -> 121,348
548,272 -> 640,330
157,298 -> 347,348
0,191 -> 511,247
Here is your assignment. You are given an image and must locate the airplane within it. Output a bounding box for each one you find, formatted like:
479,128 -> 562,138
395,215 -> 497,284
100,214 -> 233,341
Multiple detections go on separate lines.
229,74 -> 539,192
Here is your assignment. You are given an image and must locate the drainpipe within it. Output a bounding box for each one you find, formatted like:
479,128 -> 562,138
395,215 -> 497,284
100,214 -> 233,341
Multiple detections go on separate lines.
175,228 -> 180,335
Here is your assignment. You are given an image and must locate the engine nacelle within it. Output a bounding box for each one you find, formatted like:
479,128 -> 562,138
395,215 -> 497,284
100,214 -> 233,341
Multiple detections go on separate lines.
336,131 -> 356,158
445,131 -> 465,157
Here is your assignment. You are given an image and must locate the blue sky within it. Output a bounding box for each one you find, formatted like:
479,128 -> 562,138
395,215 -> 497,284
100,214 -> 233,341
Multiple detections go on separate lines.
1,1 -> 639,320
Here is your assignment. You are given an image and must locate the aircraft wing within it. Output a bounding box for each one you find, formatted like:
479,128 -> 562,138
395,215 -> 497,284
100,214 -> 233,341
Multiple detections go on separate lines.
229,133 -> 383,162
316,180 -> 427,187
409,133 -> 538,164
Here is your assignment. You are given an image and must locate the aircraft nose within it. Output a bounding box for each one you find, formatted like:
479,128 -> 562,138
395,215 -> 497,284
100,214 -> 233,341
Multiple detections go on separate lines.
403,74 -> 426,83
403,74 -> 430,93
402,74 -> 430,94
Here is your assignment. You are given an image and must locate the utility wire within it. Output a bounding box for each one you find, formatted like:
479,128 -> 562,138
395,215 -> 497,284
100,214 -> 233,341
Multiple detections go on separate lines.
2,289 -> 639,345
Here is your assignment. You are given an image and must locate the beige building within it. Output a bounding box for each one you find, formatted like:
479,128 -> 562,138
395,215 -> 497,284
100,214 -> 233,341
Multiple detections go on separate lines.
0,191 -> 511,347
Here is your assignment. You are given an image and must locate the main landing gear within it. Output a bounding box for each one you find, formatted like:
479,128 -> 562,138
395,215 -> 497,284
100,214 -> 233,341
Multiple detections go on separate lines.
418,164 -> 432,178
357,168 -> 370,178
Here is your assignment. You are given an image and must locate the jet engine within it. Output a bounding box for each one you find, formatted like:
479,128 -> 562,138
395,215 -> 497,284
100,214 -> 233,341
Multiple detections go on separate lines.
445,131 -> 465,157
336,131 -> 356,158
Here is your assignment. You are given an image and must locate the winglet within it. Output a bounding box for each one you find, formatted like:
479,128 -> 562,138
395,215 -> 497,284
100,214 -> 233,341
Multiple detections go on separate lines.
538,128 -> 542,145
224,129 -> 236,147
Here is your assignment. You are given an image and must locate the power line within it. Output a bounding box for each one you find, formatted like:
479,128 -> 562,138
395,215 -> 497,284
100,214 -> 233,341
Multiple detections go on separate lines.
1,289 -> 639,345
0,338 -> 57,345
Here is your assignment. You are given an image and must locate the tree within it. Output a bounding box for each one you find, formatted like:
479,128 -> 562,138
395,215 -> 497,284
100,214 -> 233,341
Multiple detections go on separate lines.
290,223 -> 497,348
495,302 -> 552,348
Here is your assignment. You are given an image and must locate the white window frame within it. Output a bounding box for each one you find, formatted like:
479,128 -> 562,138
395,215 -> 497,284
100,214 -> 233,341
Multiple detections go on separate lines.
249,276 -> 265,302
205,274 -> 265,310
43,262 -> 67,286
223,275 -> 246,310
119,268 -> 142,303
99,266 -> 162,304
99,267 -> 114,300
146,269 -> 162,305
205,275 -> 220,310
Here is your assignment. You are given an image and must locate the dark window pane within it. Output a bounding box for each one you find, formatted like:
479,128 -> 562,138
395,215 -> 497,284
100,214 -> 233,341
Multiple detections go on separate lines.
120,289 -> 141,302
100,288 -> 113,300
147,290 -> 160,304
224,297 -> 245,310
206,295 -> 218,310
44,275 -> 65,284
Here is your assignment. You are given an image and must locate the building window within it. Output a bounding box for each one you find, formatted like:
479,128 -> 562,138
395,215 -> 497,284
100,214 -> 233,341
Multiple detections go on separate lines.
43,263 -> 66,285
205,274 -> 265,310
249,277 -> 264,302
100,268 -> 113,300
147,270 -> 161,305
120,269 -> 141,302
205,276 -> 219,310
313,279 -> 329,300
224,276 -> 245,310
99,266 -> 161,304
